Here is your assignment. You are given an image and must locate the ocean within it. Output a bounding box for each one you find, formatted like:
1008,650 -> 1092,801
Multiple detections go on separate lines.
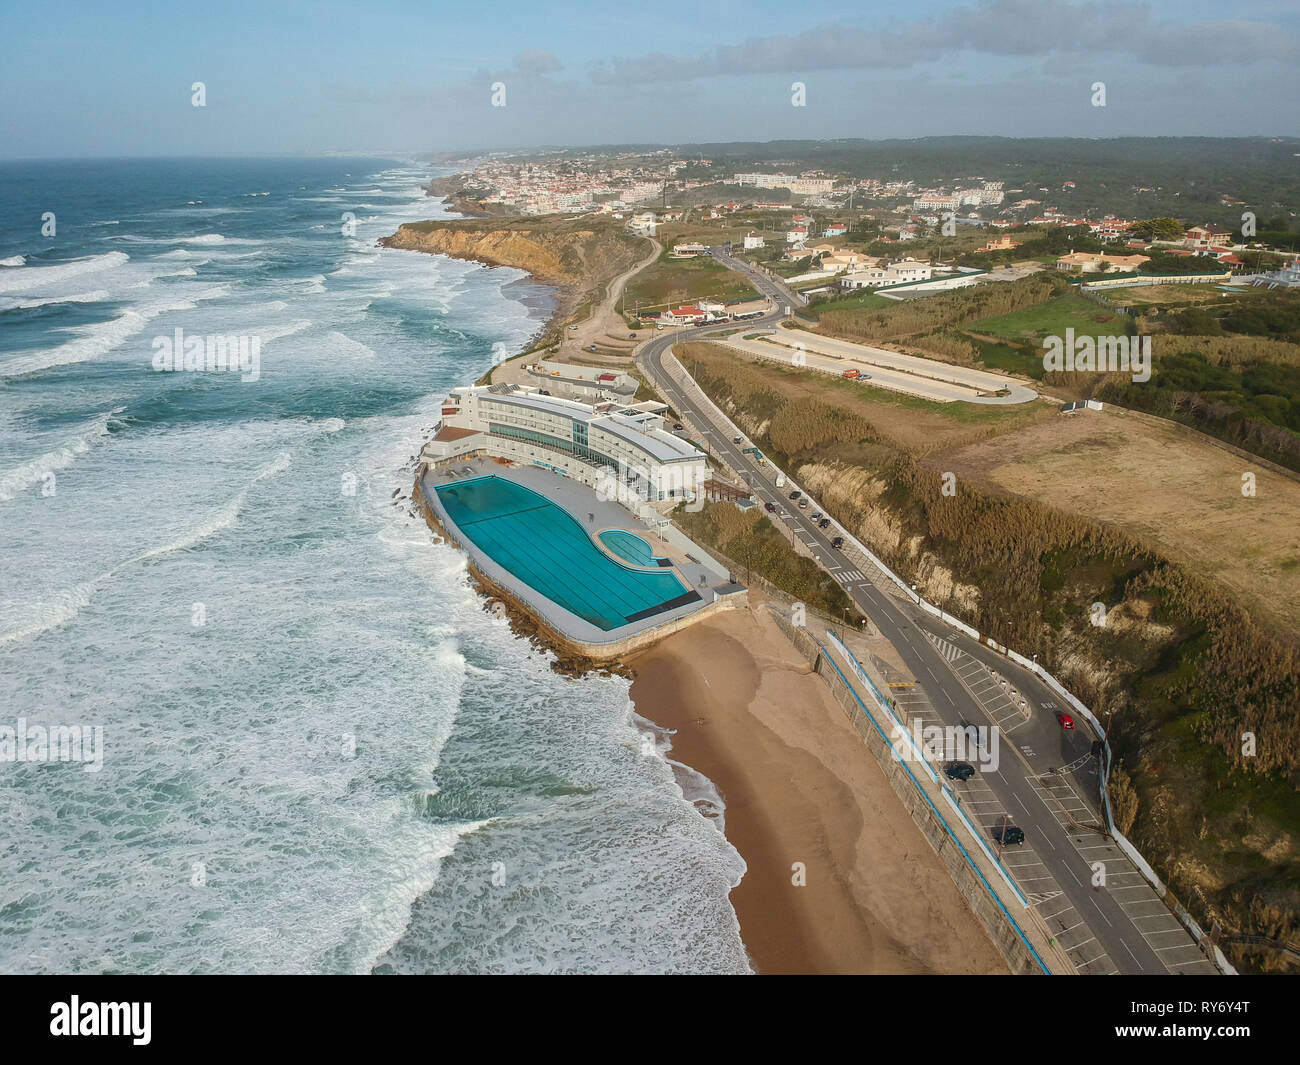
0,156 -> 749,974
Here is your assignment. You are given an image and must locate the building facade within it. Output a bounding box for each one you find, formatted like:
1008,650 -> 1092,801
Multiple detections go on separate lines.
423,384 -> 709,504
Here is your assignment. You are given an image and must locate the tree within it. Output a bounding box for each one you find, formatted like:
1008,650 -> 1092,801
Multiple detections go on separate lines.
1131,217 -> 1186,241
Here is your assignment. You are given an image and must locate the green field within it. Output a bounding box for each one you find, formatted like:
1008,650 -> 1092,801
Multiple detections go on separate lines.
967,335 -> 1047,379
968,292 -> 1132,344
807,289 -> 898,314
623,251 -> 759,310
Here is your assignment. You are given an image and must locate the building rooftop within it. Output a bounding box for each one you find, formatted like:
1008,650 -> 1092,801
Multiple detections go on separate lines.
453,384 -> 704,464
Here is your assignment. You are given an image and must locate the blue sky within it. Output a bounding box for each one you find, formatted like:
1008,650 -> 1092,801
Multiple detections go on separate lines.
2,0 -> 1298,158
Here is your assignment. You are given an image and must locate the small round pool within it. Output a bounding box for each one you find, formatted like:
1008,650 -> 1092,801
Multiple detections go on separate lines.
598,529 -> 664,567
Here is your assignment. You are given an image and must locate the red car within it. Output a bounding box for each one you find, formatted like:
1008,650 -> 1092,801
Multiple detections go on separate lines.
1056,712 -> 1075,730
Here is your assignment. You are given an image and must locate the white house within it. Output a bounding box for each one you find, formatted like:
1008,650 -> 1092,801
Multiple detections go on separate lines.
629,212 -> 657,236
743,232 -> 766,250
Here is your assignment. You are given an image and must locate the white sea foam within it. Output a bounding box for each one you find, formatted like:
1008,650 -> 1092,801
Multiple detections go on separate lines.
0,451 -> 291,644
0,251 -> 129,294
0,254 -> 26,267
0,289 -> 112,311
0,407 -> 122,502
0,284 -> 230,378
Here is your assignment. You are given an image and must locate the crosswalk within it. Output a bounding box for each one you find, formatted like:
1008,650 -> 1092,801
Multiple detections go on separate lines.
829,567 -> 865,585
928,634 -> 963,662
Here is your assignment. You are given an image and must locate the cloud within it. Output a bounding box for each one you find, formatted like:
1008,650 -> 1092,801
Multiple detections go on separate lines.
589,0 -> 1299,84
511,49 -> 563,78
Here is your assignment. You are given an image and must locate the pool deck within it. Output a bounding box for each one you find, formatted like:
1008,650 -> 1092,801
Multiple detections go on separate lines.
418,456 -> 745,656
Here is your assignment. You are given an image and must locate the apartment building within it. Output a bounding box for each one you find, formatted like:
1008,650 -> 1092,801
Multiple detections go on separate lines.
423,384 -> 708,503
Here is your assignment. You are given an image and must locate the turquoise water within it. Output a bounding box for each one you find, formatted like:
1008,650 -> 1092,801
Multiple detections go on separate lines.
598,529 -> 663,567
436,477 -> 695,630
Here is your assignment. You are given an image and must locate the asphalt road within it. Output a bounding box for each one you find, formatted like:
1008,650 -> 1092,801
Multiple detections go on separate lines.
636,247 -> 1210,974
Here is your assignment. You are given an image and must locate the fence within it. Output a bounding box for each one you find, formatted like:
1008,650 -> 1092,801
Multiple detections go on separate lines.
768,607 -> 1054,976
655,349 -> 1236,974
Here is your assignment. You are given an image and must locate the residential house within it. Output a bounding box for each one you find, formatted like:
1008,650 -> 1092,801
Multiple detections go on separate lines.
1055,251 -> 1150,273
1184,224 -> 1235,251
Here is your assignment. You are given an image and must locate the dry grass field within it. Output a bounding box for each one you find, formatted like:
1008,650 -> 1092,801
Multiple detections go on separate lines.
929,405 -> 1300,639
685,341 -> 1300,640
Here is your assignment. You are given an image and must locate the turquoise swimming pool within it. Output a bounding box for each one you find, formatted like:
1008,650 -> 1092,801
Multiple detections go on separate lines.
598,529 -> 666,567
435,476 -> 698,631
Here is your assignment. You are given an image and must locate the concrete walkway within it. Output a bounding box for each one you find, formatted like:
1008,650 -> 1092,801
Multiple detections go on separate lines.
723,329 -> 1038,405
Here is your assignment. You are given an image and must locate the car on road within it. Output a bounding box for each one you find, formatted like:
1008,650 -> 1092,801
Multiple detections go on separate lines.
627,333 -> 636,339
1056,712 -> 1075,730
810,511 -> 822,521
945,762 -> 976,781
818,518 -> 831,529
733,436 -> 743,444
798,499 -> 809,508
993,825 -> 1025,846
830,536 -> 845,549
764,502 -> 776,513
788,490 -> 801,500
673,422 -> 683,431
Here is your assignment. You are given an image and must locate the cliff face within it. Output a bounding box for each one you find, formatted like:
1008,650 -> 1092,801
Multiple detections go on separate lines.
379,217 -> 645,292
382,226 -> 576,286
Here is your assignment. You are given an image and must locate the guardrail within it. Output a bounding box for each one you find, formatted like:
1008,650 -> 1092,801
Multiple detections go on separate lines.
822,631 -> 1030,907
806,627 -> 1050,975
651,344 -> 1236,975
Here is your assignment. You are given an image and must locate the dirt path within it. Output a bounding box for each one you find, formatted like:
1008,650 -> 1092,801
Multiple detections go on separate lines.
490,237 -> 661,388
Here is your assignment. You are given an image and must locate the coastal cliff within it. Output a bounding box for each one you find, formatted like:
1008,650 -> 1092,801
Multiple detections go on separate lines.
380,215 -> 647,290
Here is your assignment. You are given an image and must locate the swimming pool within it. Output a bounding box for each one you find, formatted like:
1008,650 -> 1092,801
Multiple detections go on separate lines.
435,476 -> 699,631
598,529 -> 667,567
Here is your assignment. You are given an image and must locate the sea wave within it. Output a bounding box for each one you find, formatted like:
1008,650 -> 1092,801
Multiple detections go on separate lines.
0,451 -> 292,644
0,251 -> 129,294
0,407 -> 123,502
0,289 -> 112,311
0,283 -> 230,378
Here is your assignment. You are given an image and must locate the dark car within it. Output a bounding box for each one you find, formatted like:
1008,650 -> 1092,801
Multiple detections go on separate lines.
818,518 -> 831,529
788,490 -> 801,500
993,825 -> 1025,846
628,333 -> 636,339
764,502 -> 776,513
673,422 -> 684,431
830,536 -> 845,549
945,762 -> 976,781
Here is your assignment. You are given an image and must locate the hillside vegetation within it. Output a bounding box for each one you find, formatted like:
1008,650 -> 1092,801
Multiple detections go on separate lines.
679,340 -> 1300,972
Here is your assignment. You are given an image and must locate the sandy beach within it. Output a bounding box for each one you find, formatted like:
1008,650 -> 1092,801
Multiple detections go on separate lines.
628,594 -> 1007,975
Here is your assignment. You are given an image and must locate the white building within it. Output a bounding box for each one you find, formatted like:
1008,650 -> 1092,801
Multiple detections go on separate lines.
839,258 -> 933,290
1251,259 -> 1300,289
423,384 -> 708,504
629,211 -> 657,236
743,232 -> 765,250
